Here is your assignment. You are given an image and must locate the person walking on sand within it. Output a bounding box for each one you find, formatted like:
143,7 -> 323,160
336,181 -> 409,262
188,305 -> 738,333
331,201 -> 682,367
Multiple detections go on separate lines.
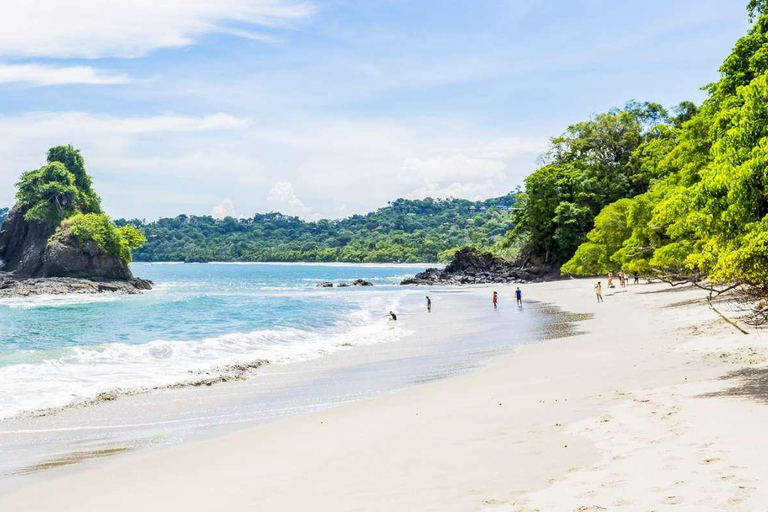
608,271 -> 614,289
493,291 -> 498,310
515,287 -> 522,306
426,296 -> 431,313
633,271 -> 639,285
595,281 -> 603,303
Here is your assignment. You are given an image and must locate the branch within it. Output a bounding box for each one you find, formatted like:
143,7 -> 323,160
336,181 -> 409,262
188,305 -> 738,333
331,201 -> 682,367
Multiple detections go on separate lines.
693,281 -> 741,297
707,296 -> 749,335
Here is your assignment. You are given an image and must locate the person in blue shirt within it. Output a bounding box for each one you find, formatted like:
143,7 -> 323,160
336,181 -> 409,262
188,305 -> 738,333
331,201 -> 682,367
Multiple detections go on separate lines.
515,287 -> 522,305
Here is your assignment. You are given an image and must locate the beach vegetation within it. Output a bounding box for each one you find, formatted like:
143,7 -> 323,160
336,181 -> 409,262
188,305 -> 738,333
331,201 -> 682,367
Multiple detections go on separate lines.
13,146 -> 143,264
56,213 -> 146,264
561,4 -> 768,288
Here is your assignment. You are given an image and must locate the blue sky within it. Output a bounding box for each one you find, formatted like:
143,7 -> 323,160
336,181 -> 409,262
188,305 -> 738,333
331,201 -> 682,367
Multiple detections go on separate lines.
0,0 -> 751,220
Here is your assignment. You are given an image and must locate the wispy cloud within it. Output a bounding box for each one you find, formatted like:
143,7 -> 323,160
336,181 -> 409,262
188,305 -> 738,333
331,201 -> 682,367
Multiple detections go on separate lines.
0,0 -> 315,59
267,182 -> 321,221
0,63 -> 132,86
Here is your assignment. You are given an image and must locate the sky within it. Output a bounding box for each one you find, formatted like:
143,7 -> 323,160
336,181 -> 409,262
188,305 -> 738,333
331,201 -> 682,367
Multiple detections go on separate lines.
0,0 -> 752,221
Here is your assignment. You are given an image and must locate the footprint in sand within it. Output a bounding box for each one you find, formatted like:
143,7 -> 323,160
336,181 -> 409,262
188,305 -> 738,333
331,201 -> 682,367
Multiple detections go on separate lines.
663,495 -> 683,505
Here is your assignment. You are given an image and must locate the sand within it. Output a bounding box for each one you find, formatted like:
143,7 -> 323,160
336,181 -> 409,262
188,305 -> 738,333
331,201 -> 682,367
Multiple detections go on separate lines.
1,279 -> 767,511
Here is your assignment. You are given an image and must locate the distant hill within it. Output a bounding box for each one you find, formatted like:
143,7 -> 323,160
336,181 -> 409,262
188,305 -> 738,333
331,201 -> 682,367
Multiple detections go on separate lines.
116,194 -> 518,263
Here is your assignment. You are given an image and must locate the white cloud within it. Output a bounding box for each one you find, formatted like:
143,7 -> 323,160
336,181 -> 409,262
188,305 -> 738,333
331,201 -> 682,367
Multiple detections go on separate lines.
0,111 -> 249,136
0,63 -> 132,86
0,0 -> 315,59
267,182 -> 321,221
400,154 -> 509,201
0,111 -> 541,220
401,154 -> 507,184
212,199 -> 236,219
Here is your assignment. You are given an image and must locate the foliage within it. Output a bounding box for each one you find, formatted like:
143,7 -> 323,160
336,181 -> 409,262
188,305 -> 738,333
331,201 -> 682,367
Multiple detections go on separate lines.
15,146 -> 102,226
562,5 -> 768,287
509,100 -> 686,266
60,213 -> 145,263
121,196 -> 518,263
9,146 -> 141,264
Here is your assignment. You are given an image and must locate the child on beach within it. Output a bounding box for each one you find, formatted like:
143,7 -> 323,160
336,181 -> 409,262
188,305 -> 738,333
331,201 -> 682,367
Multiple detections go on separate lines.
388,311 -> 397,321
493,291 -> 498,309
595,282 -> 603,303
515,287 -> 522,305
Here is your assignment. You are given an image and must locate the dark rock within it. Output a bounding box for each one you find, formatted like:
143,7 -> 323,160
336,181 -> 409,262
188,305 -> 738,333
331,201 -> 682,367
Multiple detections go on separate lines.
42,233 -> 132,280
317,281 -> 334,288
0,204 -> 49,277
0,202 -> 152,296
337,283 -> 350,287
400,247 -> 562,286
0,274 -> 154,298
352,279 -> 373,286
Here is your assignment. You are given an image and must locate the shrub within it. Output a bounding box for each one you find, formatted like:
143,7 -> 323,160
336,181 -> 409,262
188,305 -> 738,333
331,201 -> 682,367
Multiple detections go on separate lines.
59,213 -> 146,263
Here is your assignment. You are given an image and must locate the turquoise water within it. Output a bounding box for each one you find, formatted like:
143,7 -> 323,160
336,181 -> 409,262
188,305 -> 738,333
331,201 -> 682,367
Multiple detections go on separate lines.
0,263 -> 427,419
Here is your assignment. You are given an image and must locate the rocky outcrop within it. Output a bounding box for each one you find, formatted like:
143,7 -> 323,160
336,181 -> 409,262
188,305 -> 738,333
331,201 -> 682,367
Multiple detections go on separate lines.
0,203 -> 151,296
0,274 -> 152,298
352,279 -> 373,286
317,281 -> 334,288
42,232 -> 133,280
0,204 -> 49,277
400,247 -> 561,285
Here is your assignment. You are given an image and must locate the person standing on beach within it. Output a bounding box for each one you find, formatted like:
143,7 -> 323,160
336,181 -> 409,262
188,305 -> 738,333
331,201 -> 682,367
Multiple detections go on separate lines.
633,271 -> 639,285
388,311 -> 397,321
595,282 -> 603,303
608,271 -> 614,289
515,287 -> 522,306
426,296 -> 431,313
493,291 -> 498,310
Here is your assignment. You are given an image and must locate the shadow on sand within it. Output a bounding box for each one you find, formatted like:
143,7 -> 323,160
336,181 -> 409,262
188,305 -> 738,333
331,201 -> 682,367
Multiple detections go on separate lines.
699,367 -> 768,405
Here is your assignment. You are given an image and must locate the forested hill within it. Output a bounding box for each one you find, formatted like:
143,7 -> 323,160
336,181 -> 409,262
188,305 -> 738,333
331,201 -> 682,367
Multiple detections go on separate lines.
116,195 -> 518,263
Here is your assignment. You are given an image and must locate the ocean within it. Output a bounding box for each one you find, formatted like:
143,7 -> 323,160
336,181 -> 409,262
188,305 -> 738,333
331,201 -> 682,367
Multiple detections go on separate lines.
0,263 -> 426,420
0,263 -> 584,483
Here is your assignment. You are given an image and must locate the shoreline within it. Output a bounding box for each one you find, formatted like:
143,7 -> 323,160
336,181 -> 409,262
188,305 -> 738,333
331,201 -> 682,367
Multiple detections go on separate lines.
1,279 -> 767,510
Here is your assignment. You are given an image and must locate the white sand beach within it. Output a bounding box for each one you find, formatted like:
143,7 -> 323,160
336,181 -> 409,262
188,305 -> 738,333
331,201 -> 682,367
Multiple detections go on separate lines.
1,278 -> 767,511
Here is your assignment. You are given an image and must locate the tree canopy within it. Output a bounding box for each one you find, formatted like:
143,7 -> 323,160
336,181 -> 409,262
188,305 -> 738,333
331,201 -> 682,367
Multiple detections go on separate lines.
122,196 -> 518,263
16,145 -> 102,226
562,6 -> 768,288
13,146 -> 142,264
509,100 -> 688,266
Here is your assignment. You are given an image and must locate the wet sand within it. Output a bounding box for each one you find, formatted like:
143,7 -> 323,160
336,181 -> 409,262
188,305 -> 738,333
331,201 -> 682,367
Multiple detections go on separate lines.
1,279 -> 767,511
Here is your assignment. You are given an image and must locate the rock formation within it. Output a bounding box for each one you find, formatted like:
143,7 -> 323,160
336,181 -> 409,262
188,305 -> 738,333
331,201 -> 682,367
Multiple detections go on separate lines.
0,146 -> 151,296
400,247 -> 561,285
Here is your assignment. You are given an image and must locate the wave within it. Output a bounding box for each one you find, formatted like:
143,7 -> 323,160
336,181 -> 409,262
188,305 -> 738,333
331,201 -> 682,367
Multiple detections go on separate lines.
0,294 -> 120,309
0,294 -> 407,421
